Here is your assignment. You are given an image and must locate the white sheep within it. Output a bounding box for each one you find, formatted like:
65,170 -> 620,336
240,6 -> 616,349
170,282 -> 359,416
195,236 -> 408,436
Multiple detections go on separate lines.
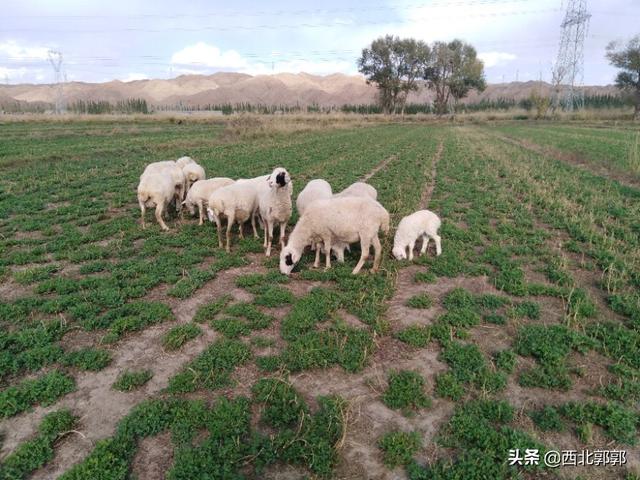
142,161 -> 187,208
258,167 -> 293,256
207,182 -> 260,252
184,177 -> 235,225
280,197 -> 390,275
392,210 -> 442,261
137,173 -> 176,231
183,162 -> 206,189
333,182 -> 377,200
236,174 -> 270,236
296,179 -> 332,217
176,156 -> 195,168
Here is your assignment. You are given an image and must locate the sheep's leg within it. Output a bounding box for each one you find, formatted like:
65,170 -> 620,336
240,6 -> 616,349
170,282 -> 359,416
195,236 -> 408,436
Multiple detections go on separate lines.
420,235 -> 429,256
408,239 -> 416,261
352,237 -> 370,275
434,234 -> 442,256
238,219 -> 244,239
323,237 -> 332,270
251,211 -> 259,238
139,201 -> 146,229
198,201 -> 204,226
313,244 -> 321,268
155,203 -> 169,231
371,235 -> 382,272
279,223 -> 286,248
215,215 -> 223,248
226,212 -> 234,252
265,221 -> 274,257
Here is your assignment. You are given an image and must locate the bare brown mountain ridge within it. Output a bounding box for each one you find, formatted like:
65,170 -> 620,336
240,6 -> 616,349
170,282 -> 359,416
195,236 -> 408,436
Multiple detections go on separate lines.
0,72 -> 619,108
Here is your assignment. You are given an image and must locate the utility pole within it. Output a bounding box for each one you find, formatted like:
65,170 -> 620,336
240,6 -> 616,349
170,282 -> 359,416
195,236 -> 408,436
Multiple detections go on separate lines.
47,50 -> 65,114
552,0 -> 591,111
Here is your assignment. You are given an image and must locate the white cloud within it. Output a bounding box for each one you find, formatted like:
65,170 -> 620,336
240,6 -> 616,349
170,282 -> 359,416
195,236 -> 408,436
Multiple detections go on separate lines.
479,51 -> 517,68
120,72 -> 149,82
0,66 -> 29,81
0,40 -> 50,61
171,42 -> 248,69
170,42 -> 357,76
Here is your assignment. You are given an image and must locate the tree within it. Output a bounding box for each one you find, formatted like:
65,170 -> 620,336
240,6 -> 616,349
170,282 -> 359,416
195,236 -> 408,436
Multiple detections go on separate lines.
606,35 -> 640,119
425,39 -> 486,115
358,35 -> 430,114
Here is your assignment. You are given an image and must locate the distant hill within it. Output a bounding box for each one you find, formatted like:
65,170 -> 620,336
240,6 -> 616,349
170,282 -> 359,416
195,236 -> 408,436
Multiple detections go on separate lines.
0,72 -> 620,110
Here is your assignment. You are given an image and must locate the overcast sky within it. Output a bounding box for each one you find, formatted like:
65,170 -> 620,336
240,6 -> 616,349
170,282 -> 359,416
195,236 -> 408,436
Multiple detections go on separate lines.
1,0 -> 638,86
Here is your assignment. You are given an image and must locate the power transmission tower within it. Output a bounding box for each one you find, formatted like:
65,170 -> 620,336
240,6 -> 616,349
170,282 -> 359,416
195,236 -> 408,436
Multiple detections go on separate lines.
551,0 -> 591,111
47,50 -> 65,114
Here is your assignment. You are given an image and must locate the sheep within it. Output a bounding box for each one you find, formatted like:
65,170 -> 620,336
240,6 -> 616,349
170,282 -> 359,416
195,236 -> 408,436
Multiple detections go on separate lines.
280,197 -> 390,275
296,179 -> 332,217
142,161 -> 187,208
176,156 -> 195,168
392,210 -> 442,261
183,177 -> 235,225
137,173 -> 176,231
236,174 -> 270,236
333,182 -> 377,200
207,182 -> 260,252
258,167 -> 293,256
183,162 -> 206,189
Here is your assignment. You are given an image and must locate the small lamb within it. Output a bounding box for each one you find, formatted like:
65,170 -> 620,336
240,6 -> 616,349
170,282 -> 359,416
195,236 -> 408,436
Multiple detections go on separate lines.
183,162 -> 206,189
296,179 -> 332,217
184,177 -> 235,225
392,210 -> 442,261
334,182 -> 377,200
137,173 -> 176,231
258,167 -> 293,256
207,182 -> 260,252
280,197 -> 389,275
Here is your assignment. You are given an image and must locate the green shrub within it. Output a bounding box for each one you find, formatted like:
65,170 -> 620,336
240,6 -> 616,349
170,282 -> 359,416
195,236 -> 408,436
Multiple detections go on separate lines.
0,370 -> 75,418
382,370 -> 431,415
112,370 -> 153,392
396,325 -> 431,348
529,406 -> 564,432
62,347 -> 112,371
252,378 -> 308,428
406,293 -> 433,309
378,431 -> 422,468
162,323 -> 201,350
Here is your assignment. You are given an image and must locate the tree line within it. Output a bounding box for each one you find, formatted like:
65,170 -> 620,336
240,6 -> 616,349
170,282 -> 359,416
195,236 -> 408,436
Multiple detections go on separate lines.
358,35 -> 486,115
67,98 -> 149,114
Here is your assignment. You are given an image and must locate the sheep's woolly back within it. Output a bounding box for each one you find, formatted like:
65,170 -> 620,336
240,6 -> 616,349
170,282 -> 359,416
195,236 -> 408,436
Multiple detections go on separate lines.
288,196 -> 389,252
208,182 -> 259,221
142,162 -> 185,189
186,178 -> 234,206
183,163 -> 206,183
334,182 -> 377,201
137,173 -> 175,206
296,179 -> 332,216
176,156 -> 195,168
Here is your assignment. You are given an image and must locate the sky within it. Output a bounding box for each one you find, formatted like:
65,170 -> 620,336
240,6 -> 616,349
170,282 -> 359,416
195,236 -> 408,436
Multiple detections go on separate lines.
0,0 -> 638,86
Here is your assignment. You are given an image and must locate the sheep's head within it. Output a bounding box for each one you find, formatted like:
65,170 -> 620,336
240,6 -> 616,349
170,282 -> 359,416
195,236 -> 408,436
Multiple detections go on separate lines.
392,244 -> 407,260
268,167 -> 290,188
279,245 -> 300,275
183,199 -> 196,216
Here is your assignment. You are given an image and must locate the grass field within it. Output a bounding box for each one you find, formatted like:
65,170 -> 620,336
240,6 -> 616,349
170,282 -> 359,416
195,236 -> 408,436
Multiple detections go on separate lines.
0,118 -> 639,479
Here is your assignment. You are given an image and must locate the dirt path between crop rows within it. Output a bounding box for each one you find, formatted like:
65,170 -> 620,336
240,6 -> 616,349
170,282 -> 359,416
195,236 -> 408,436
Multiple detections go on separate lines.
492,132 -> 640,190
360,154 -> 398,183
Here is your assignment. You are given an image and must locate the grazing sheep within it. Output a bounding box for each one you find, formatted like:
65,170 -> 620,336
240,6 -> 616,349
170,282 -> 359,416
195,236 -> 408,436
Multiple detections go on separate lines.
280,197 -> 390,275
207,182 -> 260,252
184,177 -> 235,225
334,182 -> 377,200
258,167 -> 293,256
142,161 -> 187,208
392,210 -> 442,261
296,179 -> 332,217
176,156 -> 195,168
137,173 -> 176,231
183,162 -> 206,189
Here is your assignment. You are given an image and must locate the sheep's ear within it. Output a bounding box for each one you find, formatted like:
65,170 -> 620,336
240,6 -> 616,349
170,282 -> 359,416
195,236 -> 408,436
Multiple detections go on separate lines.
285,253 -> 293,266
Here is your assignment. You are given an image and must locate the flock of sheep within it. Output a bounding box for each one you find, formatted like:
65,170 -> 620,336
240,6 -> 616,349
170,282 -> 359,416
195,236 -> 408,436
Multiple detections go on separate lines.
137,156 -> 442,275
